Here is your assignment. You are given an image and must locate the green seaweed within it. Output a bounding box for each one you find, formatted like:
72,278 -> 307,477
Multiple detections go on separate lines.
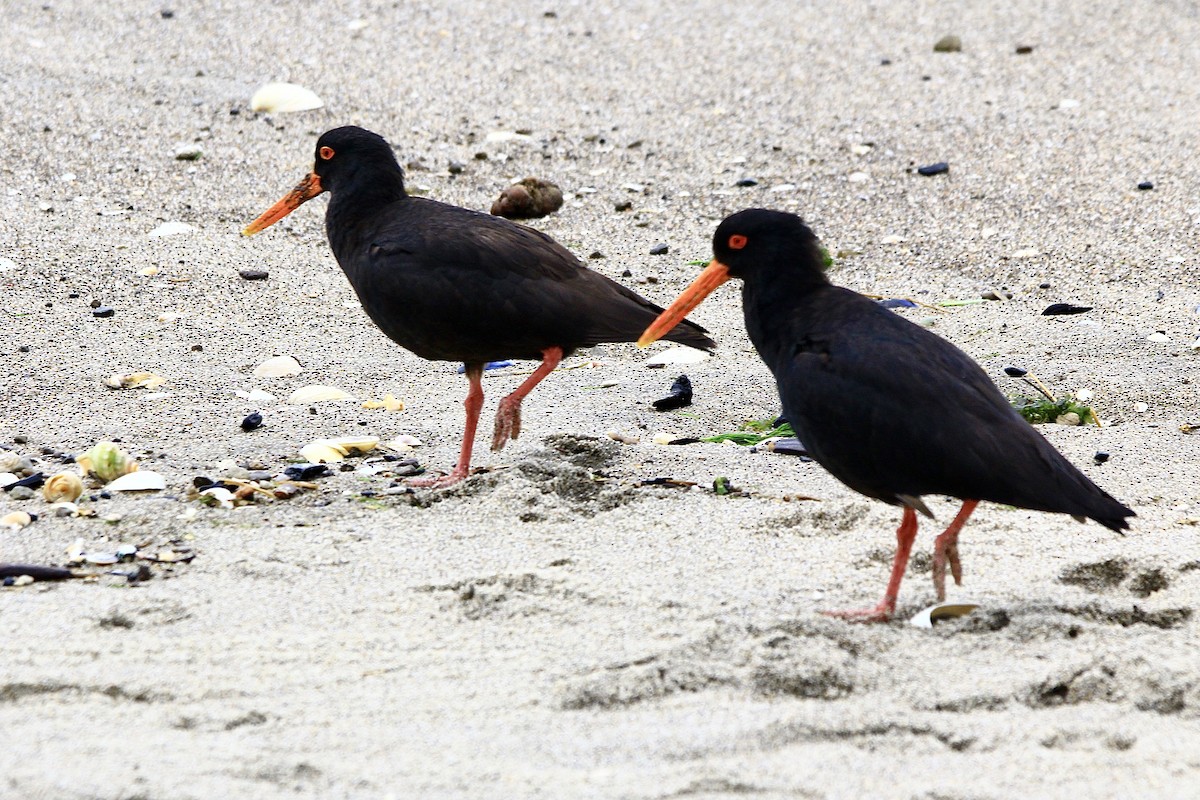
1011,396 -> 1096,425
702,419 -> 795,445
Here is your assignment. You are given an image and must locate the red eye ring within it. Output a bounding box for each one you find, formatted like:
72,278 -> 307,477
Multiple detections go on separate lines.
319,146 -> 335,160
728,234 -> 748,250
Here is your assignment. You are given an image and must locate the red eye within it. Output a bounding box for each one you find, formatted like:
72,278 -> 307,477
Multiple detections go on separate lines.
728,234 -> 748,250
319,146 -> 335,160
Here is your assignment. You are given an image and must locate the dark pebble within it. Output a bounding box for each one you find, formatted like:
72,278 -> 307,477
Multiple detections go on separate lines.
667,437 -> 702,445
99,491 -> 111,499
92,306 -> 115,318
448,161 -> 465,174
878,298 -> 917,309
649,243 -> 669,256
1039,282 -> 1052,289
1042,303 -> 1093,316
1003,365 -> 1028,377
89,298 -> 101,308
284,463 -> 331,481
1015,45 -> 1034,54
652,374 -> 693,411
18,345 -> 29,353
769,438 -> 810,458
1094,451 -> 1110,464
9,473 -> 45,490
160,9 -> 174,18
589,251 -> 605,259
614,200 -> 632,212
240,412 -> 263,432
192,476 -> 214,489
735,178 -> 759,187
1137,181 -> 1154,191
880,58 -> 892,65
238,269 -> 269,281
917,162 -> 950,176
2,577 -> 13,587
191,344 -> 203,351
473,152 -> 488,160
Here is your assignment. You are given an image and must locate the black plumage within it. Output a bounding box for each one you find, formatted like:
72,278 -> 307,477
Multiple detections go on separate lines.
245,126 -> 713,486
640,208 -> 1133,620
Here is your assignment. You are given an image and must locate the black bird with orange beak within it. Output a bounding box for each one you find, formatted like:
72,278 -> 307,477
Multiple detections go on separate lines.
640,208 -> 1133,621
245,126 -> 714,486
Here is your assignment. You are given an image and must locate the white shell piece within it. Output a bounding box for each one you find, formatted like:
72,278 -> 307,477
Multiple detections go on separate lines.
909,603 -> 980,629
253,356 -> 302,378
249,82 -> 324,113
105,470 -> 167,492
644,346 -> 709,367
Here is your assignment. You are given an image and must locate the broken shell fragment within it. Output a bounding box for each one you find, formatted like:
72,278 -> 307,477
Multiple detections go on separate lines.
77,442 -> 139,483
384,434 -> 423,451
104,371 -> 167,389
42,472 -> 84,503
253,355 -> 303,378
105,470 -> 166,492
362,393 -> 405,411
644,346 -> 709,368
1,511 -> 33,531
288,385 -> 356,404
198,487 -> 235,509
299,441 -> 347,463
249,82 -> 324,113
148,221 -> 196,238
909,602 -> 980,629
0,452 -> 21,472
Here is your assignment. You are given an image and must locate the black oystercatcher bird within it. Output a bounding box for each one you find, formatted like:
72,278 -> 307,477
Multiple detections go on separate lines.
639,209 -> 1133,621
244,126 -> 714,486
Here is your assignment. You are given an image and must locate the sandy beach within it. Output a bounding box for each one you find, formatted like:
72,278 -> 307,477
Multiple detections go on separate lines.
2,1 -> 1199,797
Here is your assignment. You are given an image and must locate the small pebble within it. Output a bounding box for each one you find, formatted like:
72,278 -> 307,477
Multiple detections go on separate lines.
1094,451 -> 1110,464
878,298 -> 917,309
1137,181 -> 1154,191
174,144 -> 202,161
238,269 -> 269,281
917,162 -> 950,176
447,160 -> 465,174
1015,45 -> 1034,54
649,243 -> 669,256
8,486 -> 36,500
1003,366 -> 1028,377
240,412 -> 263,432
588,251 -> 605,259
92,306 -> 115,318
614,200 -> 632,212
735,178 -> 759,187
160,9 -> 174,18
933,35 -> 962,52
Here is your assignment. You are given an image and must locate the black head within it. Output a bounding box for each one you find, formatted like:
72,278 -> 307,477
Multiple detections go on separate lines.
311,126 -> 405,194
711,208 -> 827,283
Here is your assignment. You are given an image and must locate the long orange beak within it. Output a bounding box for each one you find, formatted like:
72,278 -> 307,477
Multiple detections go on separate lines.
637,259 -> 732,347
242,172 -> 325,235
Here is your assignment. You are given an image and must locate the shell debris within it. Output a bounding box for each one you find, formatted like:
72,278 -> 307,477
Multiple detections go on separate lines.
253,355 -> 303,378
77,442 -> 138,483
288,385 -> 356,404
104,371 -> 167,390
1,511 -> 33,531
43,472 -> 84,503
249,82 -> 324,113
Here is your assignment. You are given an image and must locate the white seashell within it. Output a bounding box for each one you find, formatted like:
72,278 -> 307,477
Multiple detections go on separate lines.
644,346 -> 709,368
1147,331 -> 1170,343
104,371 -> 167,389
86,552 -> 119,565
236,388 -> 278,402
299,442 -> 346,463
148,221 -> 196,238
249,82 -> 324,113
253,355 -> 303,378
67,539 -> 85,562
199,487 -> 235,508
880,234 -> 906,245
485,131 -> 532,143
326,436 -> 379,455
651,431 -> 675,445
12,575 -> 34,587
909,602 -> 980,629
105,470 -> 166,492
1010,248 -> 1040,258
139,266 -> 160,277
1,511 -> 33,531
1074,388 -> 1094,402
1134,402 -> 1149,413
0,452 -> 20,472
0,256 -> 19,271
288,385 -> 355,404
850,144 -> 873,155
0,472 -> 17,489
847,171 -> 869,183
769,183 -> 796,193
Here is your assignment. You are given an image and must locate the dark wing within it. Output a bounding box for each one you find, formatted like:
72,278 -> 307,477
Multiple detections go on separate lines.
341,198 -> 712,362
767,289 -> 1132,530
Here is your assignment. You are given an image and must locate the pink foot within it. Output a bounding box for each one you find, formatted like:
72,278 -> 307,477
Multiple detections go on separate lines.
492,397 -> 522,451
405,468 -> 469,489
820,601 -> 896,623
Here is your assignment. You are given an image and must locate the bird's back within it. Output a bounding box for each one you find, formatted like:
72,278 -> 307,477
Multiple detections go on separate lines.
329,196 -> 713,362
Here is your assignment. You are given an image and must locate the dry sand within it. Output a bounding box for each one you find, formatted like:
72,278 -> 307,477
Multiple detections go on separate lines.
2,1 -> 1199,798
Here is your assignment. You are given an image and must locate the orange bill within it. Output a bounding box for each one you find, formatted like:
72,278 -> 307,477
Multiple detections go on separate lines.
242,172 -> 325,235
637,259 -> 732,347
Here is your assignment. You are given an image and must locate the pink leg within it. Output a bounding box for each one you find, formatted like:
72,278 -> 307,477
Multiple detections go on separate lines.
932,499 -> 979,601
823,507 -> 919,623
408,363 -> 484,488
492,346 -> 563,451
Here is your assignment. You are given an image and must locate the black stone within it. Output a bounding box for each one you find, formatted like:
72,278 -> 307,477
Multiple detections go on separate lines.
238,269 -> 269,281
735,178 -> 759,187
284,463 -> 331,481
652,374 -> 693,411
917,162 -> 950,176
1137,181 -> 1154,191
649,243 -> 669,256
240,412 -> 263,432
1093,451 -> 1110,464
1042,303 -> 1092,316
1003,365 -> 1028,377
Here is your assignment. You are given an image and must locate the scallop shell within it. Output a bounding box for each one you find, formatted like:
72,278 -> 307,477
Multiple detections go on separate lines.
253,355 -> 303,378
0,452 -> 20,472
299,442 -> 347,464
249,82 -> 324,113
43,472 -> 84,503
105,470 -> 166,492
1,511 -> 33,531
288,385 -> 355,404
644,346 -> 709,368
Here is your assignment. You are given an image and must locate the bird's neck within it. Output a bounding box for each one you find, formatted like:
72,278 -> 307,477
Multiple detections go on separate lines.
740,266 -> 832,365
326,169 -> 408,230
